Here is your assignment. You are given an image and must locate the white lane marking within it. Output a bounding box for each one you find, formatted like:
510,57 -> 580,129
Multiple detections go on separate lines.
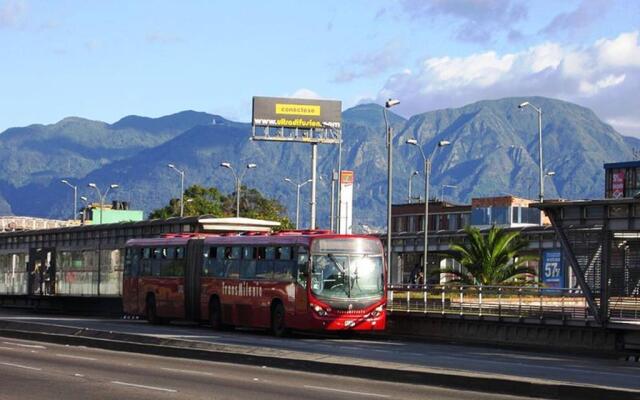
2,341 -> 46,349
0,346 -> 16,350
0,362 -> 42,371
161,367 -> 215,376
111,381 -> 177,393
56,354 -> 98,361
304,385 -> 390,398
74,373 -> 84,377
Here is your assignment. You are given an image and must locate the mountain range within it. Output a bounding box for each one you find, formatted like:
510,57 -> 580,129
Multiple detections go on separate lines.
0,97 -> 635,229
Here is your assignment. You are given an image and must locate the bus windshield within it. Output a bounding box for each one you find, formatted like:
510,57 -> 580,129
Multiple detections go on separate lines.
310,238 -> 384,301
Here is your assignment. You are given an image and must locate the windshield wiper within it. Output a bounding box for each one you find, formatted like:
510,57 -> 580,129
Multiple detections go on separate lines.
328,253 -> 350,297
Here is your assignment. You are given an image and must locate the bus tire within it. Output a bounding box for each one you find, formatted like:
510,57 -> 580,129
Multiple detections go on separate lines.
271,301 -> 287,337
209,297 -> 223,330
146,295 -> 161,325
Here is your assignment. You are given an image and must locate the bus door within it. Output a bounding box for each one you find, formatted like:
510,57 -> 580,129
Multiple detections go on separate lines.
123,247 -> 141,315
184,239 -> 203,321
294,246 -> 309,316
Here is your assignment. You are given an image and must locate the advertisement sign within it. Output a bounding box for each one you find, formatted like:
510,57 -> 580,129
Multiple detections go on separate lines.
541,249 -> 564,289
612,171 -> 625,198
339,170 -> 354,234
252,96 -> 341,130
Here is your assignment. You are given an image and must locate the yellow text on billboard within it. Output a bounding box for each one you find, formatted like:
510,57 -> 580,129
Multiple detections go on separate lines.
275,103 -> 321,116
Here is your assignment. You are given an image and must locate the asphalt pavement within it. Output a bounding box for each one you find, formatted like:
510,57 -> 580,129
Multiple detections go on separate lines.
0,337 -> 536,400
1,310 -> 638,388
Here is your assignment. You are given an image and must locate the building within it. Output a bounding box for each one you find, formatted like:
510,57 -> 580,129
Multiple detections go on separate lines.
604,160 -> 640,198
83,201 -> 144,225
389,195 -> 551,284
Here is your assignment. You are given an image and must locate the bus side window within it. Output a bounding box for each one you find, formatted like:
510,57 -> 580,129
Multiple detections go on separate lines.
274,246 -> 293,281
131,248 -> 141,277
224,246 -> 241,278
240,247 -> 256,279
296,246 -> 309,288
214,247 -> 225,277
142,248 -> 151,276
124,248 -> 132,277
255,247 -> 272,279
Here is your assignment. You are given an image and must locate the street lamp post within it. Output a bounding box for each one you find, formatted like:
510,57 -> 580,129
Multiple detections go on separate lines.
87,183 -> 119,225
87,183 -> 118,296
408,171 -> 419,203
383,98 -> 400,285
518,101 -> 545,203
406,138 -> 451,277
441,184 -> 457,202
167,163 -> 185,217
284,178 -> 312,229
60,180 -> 77,220
322,122 -> 342,232
79,195 -> 89,224
330,170 -> 338,231
220,162 -> 257,218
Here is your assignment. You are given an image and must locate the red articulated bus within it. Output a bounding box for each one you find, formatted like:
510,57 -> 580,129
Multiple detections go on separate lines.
123,230 -> 387,336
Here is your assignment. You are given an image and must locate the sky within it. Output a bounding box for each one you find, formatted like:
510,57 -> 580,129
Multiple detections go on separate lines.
1,0 -> 639,135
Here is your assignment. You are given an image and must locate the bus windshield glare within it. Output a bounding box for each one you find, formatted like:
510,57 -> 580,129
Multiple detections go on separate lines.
310,238 -> 384,301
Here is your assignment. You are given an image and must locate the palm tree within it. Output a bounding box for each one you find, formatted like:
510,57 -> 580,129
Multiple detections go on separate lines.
434,225 -> 537,285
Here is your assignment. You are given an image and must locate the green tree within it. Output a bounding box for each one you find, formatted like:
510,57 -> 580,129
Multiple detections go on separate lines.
149,184 -> 293,229
434,225 -> 537,285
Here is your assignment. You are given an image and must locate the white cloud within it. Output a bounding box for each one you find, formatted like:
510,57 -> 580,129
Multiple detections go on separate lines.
595,31 -> 640,68
0,0 -> 26,29
287,88 -> 322,99
399,0 -> 527,43
334,41 -> 403,83
541,0 -> 609,39
376,31 -> 640,136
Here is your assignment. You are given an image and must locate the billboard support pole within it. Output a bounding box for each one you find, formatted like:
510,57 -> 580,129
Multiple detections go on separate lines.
310,143 -> 317,229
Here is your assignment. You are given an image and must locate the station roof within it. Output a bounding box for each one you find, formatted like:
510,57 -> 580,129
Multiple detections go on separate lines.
198,217 -> 280,232
603,160 -> 640,169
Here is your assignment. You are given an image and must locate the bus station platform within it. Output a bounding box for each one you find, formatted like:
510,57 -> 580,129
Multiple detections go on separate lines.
0,309 -> 638,400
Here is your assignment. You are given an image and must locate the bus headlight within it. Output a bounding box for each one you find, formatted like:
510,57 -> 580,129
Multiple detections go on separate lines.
311,303 -> 328,317
370,304 -> 385,318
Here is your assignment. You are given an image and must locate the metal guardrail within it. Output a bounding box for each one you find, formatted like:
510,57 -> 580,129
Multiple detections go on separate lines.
388,285 -> 594,322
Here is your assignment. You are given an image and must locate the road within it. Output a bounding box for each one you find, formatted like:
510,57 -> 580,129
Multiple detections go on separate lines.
0,309 -> 638,392
0,336 -> 540,400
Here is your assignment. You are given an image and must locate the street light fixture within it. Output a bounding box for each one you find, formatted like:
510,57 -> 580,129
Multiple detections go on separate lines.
406,138 -> 451,278
408,171 -> 419,203
383,98 -> 400,284
220,162 -> 257,218
518,101 -> 545,203
284,177 -> 312,229
60,179 -> 78,220
87,183 -> 119,225
167,163 -> 185,217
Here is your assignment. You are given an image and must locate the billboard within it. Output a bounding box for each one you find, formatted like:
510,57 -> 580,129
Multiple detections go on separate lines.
541,249 -> 564,289
612,171 -> 625,198
338,170 -> 354,234
252,96 -> 341,130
